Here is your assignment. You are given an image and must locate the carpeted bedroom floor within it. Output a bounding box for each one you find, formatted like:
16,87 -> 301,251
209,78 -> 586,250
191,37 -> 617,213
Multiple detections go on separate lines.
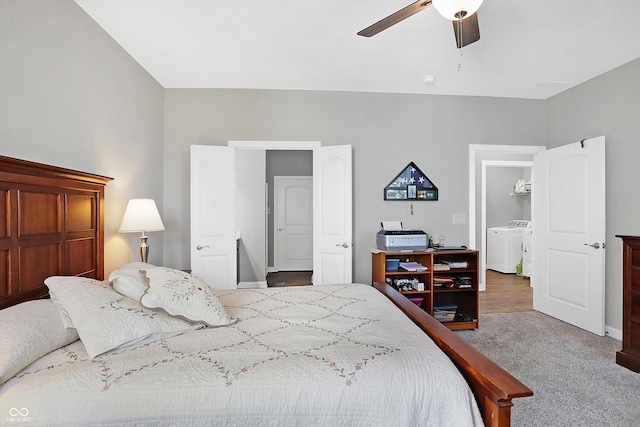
455,311 -> 640,427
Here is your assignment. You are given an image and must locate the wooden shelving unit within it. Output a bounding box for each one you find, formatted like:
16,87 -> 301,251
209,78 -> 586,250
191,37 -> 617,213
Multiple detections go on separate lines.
372,249 -> 479,330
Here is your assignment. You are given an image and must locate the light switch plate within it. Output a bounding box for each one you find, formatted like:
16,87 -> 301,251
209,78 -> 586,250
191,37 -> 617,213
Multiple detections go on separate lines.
452,213 -> 467,224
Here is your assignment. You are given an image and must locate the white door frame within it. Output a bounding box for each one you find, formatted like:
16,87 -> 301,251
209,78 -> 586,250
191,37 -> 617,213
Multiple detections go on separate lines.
201,141 -> 351,286
273,175 -> 313,271
229,141 -> 321,150
229,141 -> 320,279
468,144 -> 546,290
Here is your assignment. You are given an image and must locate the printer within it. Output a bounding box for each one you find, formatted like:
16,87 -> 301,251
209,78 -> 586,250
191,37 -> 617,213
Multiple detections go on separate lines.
376,221 -> 428,252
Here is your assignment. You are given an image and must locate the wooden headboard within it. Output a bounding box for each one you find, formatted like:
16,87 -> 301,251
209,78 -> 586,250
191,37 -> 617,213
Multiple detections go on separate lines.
0,156 -> 112,309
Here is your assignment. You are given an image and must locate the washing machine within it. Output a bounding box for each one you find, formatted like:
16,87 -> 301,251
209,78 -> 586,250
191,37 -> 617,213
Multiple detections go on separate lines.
486,220 -> 531,274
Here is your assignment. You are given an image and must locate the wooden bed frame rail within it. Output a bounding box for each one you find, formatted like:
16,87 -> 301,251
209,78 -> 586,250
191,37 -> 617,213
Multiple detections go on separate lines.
374,282 -> 533,427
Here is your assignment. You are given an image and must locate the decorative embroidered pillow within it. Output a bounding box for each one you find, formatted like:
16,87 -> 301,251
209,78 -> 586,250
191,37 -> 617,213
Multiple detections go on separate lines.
45,276 -> 203,358
0,299 -> 79,384
141,267 -> 237,327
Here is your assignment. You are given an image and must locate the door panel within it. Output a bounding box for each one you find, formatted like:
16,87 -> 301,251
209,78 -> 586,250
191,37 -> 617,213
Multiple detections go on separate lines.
313,145 -> 352,285
533,136 -> 605,335
547,249 -> 588,306
190,145 -> 237,289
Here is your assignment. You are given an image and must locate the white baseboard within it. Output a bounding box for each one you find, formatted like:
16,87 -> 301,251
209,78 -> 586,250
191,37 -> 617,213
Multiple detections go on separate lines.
237,281 -> 268,289
267,266 -> 278,273
605,325 -> 622,341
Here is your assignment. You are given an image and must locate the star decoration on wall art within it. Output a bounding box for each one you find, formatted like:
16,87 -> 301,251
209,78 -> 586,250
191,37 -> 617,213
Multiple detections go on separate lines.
384,162 -> 438,200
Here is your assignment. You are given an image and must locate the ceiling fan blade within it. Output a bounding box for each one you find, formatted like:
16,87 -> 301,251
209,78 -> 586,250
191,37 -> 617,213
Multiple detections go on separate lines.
357,0 -> 432,37
453,12 -> 480,48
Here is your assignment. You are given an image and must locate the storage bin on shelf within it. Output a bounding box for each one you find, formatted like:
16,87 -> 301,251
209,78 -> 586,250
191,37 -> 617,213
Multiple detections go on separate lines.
385,258 -> 400,271
409,297 -> 424,308
433,297 -> 458,323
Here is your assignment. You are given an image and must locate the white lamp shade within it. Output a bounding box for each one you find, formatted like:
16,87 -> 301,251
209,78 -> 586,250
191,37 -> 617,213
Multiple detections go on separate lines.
432,0 -> 484,20
119,199 -> 165,233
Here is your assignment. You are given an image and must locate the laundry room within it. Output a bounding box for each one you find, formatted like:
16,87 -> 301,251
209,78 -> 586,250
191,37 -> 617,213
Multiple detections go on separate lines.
485,164 -> 532,278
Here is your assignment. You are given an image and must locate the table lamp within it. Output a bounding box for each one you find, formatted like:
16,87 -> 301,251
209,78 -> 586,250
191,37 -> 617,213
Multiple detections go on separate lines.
119,198 -> 165,263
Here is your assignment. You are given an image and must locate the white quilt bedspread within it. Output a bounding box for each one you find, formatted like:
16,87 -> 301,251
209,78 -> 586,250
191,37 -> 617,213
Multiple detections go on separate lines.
0,284 -> 483,426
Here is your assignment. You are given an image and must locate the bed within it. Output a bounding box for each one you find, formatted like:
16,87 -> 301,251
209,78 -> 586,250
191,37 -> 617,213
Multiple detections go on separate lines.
0,155 -> 532,426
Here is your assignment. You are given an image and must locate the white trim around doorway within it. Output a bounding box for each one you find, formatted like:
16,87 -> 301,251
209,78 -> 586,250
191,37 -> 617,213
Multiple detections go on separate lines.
468,144 -> 546,291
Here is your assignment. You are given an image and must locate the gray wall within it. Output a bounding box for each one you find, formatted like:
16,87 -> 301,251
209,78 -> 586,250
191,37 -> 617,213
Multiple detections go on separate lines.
486,167 -> 531,228
0,0 -> 165,273
162,89 -> 546,284
545,58 -> 640,332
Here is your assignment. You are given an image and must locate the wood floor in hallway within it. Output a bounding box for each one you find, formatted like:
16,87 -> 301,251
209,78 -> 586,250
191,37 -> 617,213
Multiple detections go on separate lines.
266,271 -> 313,287
481,269 -> 533,314
266,269 -> 533,314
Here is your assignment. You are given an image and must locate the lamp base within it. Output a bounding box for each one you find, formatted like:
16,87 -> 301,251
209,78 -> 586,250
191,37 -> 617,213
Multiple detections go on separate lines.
139,232 -> 149,263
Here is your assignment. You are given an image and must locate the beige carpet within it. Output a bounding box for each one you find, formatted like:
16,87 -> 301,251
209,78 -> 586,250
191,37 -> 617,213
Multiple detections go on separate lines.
455,311 -> 640,427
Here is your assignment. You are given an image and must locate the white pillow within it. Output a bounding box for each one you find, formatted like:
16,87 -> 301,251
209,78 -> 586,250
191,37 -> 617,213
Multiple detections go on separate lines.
109,268 -> 150,301
48,290 -> 75,328
142,267 -> 237,327
45,276 -> 204,358
0,299 -> 79,384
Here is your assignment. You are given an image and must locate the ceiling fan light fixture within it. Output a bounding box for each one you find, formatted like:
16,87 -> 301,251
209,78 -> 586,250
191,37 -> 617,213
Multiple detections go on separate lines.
432,0 -> 484,21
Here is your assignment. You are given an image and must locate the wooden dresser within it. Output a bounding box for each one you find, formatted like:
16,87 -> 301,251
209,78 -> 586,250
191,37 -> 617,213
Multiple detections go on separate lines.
616,235 -> 640,372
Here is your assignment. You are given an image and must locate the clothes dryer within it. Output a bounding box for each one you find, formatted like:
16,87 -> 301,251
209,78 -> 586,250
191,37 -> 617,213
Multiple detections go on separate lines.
486,220 -> 531,274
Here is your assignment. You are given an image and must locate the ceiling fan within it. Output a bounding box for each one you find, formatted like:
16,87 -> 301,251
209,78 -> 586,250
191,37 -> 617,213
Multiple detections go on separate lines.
357,0 -> 484,49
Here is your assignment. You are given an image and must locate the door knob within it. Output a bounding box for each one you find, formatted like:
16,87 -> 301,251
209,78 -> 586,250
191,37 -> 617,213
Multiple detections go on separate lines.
196,245 -> 210,250
278,228 -> 286,231
584,242 -> 600,249
335,242 -> 350,248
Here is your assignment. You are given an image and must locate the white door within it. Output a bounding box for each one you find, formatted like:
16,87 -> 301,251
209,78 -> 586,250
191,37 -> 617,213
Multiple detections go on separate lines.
533,136 -> 606,335
312,145 -> 352,285
190,145 -> 237,289
275,176 -> 313,271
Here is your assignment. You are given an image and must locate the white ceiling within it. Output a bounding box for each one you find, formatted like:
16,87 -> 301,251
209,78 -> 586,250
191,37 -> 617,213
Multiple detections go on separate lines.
75,0 -> 640,100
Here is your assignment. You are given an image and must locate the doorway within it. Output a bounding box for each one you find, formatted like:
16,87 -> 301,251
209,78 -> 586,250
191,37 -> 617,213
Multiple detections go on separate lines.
267,153 -> 313,273
468,144 -> 545,310
482,160 -> 533,288
228,141 -> 353,287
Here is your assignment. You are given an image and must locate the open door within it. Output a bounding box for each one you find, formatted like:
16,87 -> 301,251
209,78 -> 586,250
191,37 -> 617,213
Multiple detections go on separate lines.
190,145 -> 237,289
312,145 -> 352,285
533,136 -> 606,335
191,142 -> 352,288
